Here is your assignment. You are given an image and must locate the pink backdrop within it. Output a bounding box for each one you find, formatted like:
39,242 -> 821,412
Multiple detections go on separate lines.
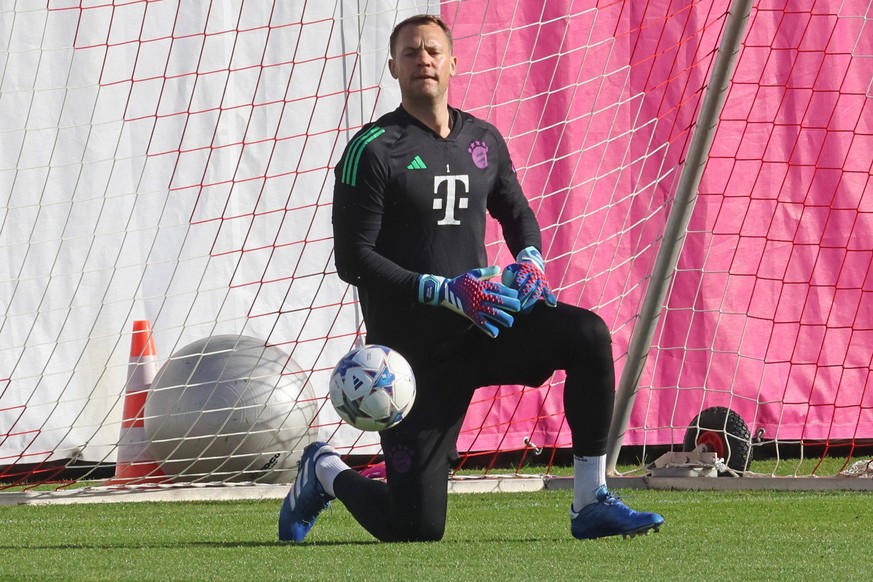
445,0 -> 873,450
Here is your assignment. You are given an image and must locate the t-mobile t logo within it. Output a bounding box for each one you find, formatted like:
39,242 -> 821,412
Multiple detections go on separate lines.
433,175 -> 469,225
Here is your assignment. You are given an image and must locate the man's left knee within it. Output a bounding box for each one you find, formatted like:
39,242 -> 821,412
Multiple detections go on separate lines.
562,308 -> 612,352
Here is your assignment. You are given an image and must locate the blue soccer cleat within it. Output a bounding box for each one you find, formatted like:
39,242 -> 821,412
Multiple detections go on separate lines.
278,441 -> 338,542
570,485 -> 664,540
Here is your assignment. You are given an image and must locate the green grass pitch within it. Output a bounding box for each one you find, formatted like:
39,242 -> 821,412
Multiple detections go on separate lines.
2,489 -> 872,581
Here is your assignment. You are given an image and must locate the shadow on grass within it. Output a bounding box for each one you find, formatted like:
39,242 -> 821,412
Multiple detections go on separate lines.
0,533 -> 573,550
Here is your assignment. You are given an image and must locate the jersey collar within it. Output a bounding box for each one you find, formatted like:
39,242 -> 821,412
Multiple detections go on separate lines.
397,105 -> 462,139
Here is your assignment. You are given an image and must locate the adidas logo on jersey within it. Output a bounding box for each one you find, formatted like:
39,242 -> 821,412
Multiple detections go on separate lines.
407,155 -> 427,170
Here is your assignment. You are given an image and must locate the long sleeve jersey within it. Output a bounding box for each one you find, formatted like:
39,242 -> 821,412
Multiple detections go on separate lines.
332,106 -> 541,359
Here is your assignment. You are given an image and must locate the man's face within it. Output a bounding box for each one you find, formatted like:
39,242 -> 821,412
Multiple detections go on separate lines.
388,23 -> 457,104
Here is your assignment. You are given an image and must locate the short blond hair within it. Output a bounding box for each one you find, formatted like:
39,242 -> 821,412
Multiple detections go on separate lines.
389,14 -> 453,58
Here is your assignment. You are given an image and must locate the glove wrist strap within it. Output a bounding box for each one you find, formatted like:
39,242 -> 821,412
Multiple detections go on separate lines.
516,246 -> 545,271
417,274 -> 445,306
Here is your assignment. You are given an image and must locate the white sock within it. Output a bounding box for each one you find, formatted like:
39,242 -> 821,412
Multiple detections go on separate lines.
314,452 -> 350,498
572,454 -> 607,512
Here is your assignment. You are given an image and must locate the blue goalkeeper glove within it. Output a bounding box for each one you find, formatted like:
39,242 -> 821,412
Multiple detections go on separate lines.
501,246 -> 557,314
418,266 -> 521,338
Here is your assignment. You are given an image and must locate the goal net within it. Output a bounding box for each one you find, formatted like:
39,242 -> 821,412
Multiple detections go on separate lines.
1,0 -> 870,488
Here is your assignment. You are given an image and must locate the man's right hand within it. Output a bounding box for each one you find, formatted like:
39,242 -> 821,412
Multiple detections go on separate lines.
417,266 -> 521,338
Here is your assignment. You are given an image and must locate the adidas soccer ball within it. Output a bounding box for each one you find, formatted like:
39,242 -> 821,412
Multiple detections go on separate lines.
329,345 -> 416,432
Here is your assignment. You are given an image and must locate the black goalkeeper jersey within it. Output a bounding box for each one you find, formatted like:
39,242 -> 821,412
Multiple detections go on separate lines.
332,105 -> 542,361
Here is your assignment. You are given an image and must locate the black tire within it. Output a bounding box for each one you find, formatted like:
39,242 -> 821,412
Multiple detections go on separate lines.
683,406 -> 751,474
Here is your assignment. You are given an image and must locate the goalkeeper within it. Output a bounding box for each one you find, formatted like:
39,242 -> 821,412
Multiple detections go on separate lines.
279,13 -> 664,543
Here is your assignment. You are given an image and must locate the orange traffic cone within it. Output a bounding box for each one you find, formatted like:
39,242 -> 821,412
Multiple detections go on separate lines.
106,320 -> 166,484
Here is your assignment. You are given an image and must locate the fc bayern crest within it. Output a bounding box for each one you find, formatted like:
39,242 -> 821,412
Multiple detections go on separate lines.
467,140 -> 489,169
